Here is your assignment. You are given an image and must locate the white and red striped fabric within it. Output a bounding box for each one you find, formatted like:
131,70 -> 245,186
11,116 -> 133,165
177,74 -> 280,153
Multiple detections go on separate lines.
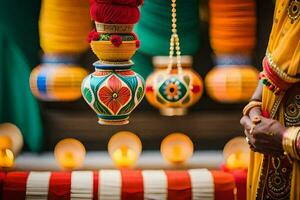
1,169 -> 236,200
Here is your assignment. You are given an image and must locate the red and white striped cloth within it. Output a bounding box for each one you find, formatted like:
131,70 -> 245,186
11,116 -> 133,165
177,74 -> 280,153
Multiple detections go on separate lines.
1,169 -> 236,200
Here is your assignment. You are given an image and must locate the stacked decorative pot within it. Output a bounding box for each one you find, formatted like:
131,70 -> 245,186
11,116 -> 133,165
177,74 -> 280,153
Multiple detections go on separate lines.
81,0 -> 145,125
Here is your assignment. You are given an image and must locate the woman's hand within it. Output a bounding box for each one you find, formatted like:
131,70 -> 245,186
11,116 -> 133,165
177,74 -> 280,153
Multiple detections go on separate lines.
240,107 -> 287,156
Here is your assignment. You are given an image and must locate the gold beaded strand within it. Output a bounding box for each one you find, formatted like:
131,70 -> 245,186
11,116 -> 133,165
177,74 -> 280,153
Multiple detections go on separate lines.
167,0 -> 183,75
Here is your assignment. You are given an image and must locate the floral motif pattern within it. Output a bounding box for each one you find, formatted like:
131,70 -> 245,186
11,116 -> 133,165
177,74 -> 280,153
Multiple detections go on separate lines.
98,75 -> 131,114
159,77 -> 187,102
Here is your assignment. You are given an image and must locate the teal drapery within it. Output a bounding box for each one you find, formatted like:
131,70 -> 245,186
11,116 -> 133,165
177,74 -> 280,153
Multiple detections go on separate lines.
0,0 -> 43,152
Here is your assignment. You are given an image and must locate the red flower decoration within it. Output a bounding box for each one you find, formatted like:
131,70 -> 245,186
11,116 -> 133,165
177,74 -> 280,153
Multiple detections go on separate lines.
87,29 -> 99,43
110,35 -> 122,47
99,75 -> 131,114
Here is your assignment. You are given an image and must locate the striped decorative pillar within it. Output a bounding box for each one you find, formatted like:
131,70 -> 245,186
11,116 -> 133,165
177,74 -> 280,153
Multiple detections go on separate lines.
2,169 -> 236,200
29,0 -> 90,101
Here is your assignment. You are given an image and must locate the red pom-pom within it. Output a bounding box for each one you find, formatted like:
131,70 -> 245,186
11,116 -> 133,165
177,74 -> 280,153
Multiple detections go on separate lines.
135,39 -> 140,48
110,35 -> 122,47
87,29 -> 100,43
90,3 -> 140,24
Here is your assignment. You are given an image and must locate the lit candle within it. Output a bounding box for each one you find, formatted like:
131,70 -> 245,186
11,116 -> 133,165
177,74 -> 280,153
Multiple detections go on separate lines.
108,131 -> 142,168
0,132 -> 15,168
161,133 -> 194,164
223,137 -> 250,170
0,123 -> 23,155
54,138 -> 86,170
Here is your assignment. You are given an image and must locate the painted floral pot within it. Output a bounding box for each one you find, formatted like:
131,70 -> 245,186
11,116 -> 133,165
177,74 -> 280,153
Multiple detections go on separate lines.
81,61 -> 145,125
146,56 -> 203,116
91,41 -> 137,62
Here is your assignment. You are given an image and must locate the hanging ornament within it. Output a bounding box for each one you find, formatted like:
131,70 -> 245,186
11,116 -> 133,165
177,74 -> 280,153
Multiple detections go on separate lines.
145,0 -> 202,116
29,0 -> 91,101
82,0 -> 145,125
108,131 -> 142,168
160,133 -> 194,164
205,0 -> 259,103
146,56 -> 203,116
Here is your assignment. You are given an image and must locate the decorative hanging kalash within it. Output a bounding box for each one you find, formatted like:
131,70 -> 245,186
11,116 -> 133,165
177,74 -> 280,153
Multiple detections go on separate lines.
30,0 -> 91,101
205,0 -> 259,102
81,0 -> 145,125
145,0 -> 203,116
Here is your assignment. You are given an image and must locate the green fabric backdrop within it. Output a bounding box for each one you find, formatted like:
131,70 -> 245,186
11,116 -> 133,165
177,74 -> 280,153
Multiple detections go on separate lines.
0,0 -> 43,152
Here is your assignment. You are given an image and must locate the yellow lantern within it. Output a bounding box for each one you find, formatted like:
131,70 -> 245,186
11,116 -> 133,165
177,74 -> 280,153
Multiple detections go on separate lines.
108,131 -> 142,168
223,137 -> 250,170
160,133 -> 194,164
205,65 -> 258,103
54,138 -> 86,170
30,63 -> 88,101
0,123 -> 23,168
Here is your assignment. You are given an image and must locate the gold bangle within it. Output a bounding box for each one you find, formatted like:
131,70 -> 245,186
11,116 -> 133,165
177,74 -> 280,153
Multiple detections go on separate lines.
282,127 -> 300,161
243,101 -> 262,116
95,22 -> 134,34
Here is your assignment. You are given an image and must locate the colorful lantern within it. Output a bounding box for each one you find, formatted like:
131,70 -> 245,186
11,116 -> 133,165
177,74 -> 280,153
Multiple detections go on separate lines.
108,131 -> 142,168
0,123 -> 23,168
205,65 -> 258,102
160,133 -> 194,164
54,138 -> 86,170
30,0 -> 91,101
146,56 -> 203,116
223,137 -> 250,170
205,0 -> 259,103
30,56 -> 88,101
82,1 -> 145,125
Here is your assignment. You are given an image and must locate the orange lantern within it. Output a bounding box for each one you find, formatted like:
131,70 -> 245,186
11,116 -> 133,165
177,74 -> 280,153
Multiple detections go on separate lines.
108,131 -> 142,168
223,137 -> 250,170
146,56 -> 203,116
54,138 -> 86,170
205,65 -> 258,102
160,133 -> 194,164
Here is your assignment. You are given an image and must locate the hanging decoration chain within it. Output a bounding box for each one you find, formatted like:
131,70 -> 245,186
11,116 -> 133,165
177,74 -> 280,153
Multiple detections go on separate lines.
167,0 -> 183,74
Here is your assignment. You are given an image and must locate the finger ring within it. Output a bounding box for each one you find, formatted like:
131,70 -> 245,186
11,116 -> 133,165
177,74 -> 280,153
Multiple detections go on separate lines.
245,137 -> 250,144
267,132 -> 276,136
249,125 -> 255,135
252,116 -> 261,124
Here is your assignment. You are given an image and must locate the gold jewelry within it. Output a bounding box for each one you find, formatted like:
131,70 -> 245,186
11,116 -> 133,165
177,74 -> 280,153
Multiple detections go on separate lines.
282,127 -> 300,161
245,136 -> 250,144
166,0 -> 183,75
243,101 -> 262,116
95,22 -> 134,34
252,116 -> 261,124
249,125 -> 255,135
